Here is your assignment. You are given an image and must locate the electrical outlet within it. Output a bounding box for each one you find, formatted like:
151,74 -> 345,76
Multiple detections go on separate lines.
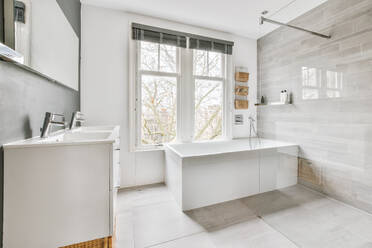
234,114 -> 244,125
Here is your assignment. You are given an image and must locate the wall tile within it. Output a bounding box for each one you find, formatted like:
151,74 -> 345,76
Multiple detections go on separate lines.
258,0 -> 372,214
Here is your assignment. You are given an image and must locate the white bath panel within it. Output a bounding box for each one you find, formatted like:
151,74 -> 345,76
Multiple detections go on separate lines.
165,138 -> 298,210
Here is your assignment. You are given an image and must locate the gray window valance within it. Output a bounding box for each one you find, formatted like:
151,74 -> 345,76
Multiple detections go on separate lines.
132,23 -> 234,55
189,36 -> 233,55
132,23 -> 187,48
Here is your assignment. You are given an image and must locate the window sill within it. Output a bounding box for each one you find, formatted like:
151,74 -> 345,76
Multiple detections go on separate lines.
133,145 -> 165,152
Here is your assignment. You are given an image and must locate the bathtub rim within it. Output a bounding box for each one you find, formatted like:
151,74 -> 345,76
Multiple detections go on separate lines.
165,138 -> 298,158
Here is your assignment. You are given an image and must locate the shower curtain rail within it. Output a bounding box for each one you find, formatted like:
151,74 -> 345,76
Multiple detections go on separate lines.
259,16 -> 331,39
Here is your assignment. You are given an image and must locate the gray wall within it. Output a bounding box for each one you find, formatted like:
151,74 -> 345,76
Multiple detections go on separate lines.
0,61 -> 79,144
258,0 -> 372,213
0,1 -> 81,245
0,0 -> 3,42
0,61 -> 80,245
57,0 -> 81,38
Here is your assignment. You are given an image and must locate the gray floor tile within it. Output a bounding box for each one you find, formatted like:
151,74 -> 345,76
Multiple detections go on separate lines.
149,233 -> 216,248
133,201 -> 204,248
115,184 -> 372,248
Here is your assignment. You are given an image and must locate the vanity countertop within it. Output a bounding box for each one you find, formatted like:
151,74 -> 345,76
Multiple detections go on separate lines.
3,126 -> 120,149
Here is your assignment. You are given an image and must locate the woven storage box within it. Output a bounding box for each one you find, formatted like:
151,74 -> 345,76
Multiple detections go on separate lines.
235,72 -> 249,82
235,99 -> 249,109
235,86 -> 249,96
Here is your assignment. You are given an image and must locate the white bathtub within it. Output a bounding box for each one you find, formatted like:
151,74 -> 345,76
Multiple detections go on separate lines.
165,138 -> 298,210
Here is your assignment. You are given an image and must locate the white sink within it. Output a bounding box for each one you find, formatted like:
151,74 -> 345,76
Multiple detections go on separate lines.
63,131 -> 112,141
79,126 -> 116,132
45,131 -> 113,143
4,126 -> 119,148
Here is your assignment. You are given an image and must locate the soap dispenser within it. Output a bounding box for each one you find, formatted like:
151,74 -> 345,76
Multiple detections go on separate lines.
280,90 -> 284,103
283,90 -> 288,103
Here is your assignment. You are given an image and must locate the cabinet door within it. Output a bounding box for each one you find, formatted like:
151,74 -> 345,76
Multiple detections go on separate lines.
4,144 -> 111,248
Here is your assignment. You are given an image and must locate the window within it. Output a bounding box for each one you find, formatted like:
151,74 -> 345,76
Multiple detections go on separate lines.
131,25 -> 233,149
193,50 -> 225,141
138,41 -> 179,145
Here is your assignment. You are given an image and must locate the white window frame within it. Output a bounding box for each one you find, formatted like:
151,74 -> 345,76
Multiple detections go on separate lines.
129,38 -> 232,151
133,41 -> 181,149
192,50 -> 227,141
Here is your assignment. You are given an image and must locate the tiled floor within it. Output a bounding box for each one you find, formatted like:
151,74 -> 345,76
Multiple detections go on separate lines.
115,184 -> 372,248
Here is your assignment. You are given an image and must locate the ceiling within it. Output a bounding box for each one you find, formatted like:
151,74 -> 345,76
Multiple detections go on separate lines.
81,0 -> 328,39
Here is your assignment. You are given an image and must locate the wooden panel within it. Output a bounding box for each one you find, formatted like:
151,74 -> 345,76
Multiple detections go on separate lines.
60,236 -> 112,248
235,72 -> 249,82
298,158 -> 322,186
235,86 -> 249,96
235,100 -> 248,109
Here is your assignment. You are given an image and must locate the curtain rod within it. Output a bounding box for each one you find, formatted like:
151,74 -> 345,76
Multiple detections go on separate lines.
259,16 -> 331,39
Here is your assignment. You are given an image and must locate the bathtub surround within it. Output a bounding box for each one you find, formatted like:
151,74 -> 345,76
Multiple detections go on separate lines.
258,0 -> 372,213
165,139 -> 298,210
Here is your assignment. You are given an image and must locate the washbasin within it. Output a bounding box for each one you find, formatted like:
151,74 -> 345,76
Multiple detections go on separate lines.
4,126 -> 120,148
79,126 -> 116,132
62,131 -> 113,141
40,130 -> 115,144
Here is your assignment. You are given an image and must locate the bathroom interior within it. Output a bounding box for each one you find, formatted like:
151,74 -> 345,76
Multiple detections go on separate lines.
1,0 -> 372,247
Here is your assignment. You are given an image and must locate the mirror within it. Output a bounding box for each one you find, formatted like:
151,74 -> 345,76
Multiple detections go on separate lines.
0,0 -> 80,90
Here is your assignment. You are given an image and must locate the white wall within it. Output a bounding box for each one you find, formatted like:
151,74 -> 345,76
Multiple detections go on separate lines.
232,36 -> 257,138
81,4 -> 257,188
30,0 -> 80,90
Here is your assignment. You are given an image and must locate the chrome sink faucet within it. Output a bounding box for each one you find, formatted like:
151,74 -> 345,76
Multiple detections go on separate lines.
40,112 -> 66,138
69,111 -> 85,129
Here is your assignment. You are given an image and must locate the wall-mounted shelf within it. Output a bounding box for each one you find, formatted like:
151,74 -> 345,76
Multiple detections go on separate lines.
255,102 -> 292,106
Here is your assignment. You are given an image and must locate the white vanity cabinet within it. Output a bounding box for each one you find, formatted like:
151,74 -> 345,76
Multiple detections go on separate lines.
3,126 -> 120,248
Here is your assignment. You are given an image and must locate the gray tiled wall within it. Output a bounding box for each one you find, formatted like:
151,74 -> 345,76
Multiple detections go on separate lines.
258,0 -> 372,213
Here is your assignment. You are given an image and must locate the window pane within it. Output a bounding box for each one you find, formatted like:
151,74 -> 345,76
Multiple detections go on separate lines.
141,75 -> 177,145
193,50 -> 223,77
194,79 -> 223,141
193,50 -> 208,76
140,41 -> 158,71
208,51 -> 222,77
160,44 -> 177,73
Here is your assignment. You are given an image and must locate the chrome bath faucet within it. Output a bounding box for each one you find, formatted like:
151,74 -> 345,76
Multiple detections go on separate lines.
40,112 -> 66,138
69,111 -> 85,129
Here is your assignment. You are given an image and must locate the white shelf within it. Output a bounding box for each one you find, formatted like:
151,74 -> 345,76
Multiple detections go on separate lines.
255,102 -> 292,106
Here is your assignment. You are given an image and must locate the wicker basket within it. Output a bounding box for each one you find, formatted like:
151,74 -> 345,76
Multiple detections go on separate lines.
60,236 -> 112,248
235,100 -> 249,109
235,72 -> 249,82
